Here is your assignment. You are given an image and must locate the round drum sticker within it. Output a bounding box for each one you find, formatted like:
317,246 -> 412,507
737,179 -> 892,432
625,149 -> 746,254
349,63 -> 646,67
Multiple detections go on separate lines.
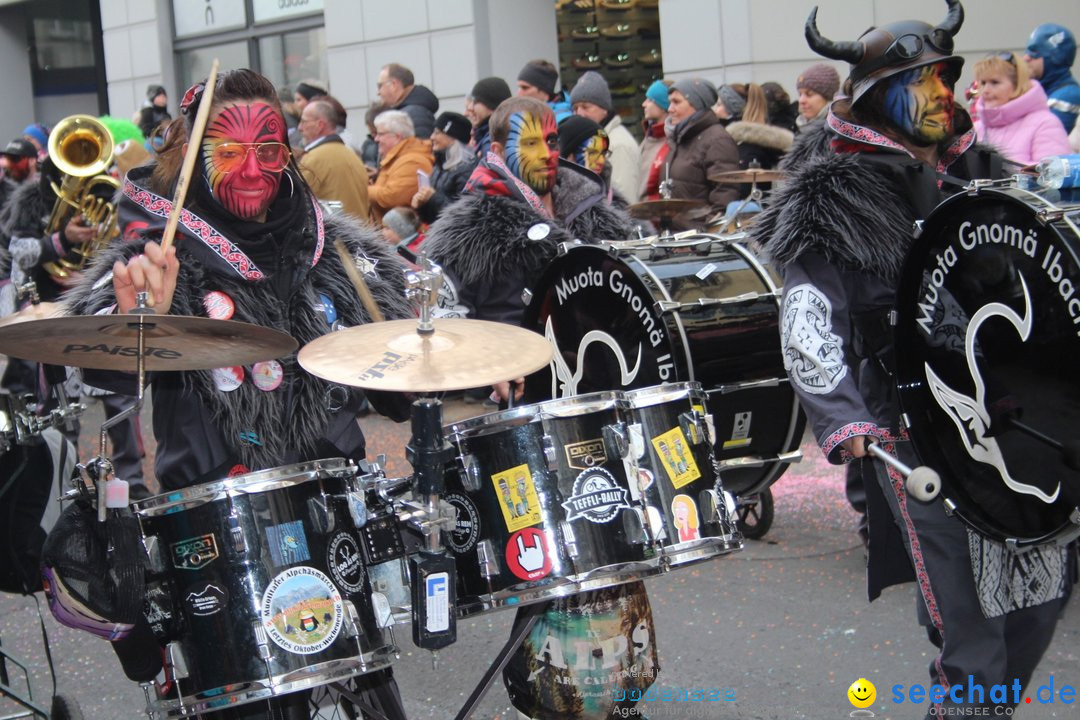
505,527 -> 552,581
327,533 -> 365,594
260,567 -> 344,655
444,493 -> 480,553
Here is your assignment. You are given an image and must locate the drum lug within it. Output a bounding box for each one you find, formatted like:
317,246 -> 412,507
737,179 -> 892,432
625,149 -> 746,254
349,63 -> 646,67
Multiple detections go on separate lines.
542,435 -> 559,471
476,539 -> 500,578
308,496 -> 335,534
620,508 -> 651,545
679,411 -> 707,446
460,453 -> 483,492
164,641 -> 190,681
699,489 -> 722,525
227,512 -> 248,554
521,288 -> 533,306
342,598 -> 366,636
942,497 -> 957,516
143,535 -> 166,574
371,591 -> 394,628
253,621 -> 273,662
602,422 -> 630,459
559,521 -> 580,558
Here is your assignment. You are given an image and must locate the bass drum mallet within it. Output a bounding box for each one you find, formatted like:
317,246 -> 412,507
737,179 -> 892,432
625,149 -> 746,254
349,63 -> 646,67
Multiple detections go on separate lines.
866,443 -> 941,502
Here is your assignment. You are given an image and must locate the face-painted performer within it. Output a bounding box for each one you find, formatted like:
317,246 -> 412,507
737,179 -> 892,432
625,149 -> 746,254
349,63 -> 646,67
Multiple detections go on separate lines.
557,114 -> 610,176
62,68 -> 413,719
502,106 -> 559,195
752,2 -> 1073,715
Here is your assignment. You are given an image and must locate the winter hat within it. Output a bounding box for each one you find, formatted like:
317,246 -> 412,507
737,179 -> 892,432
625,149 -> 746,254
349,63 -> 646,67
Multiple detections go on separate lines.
671,77 -> 718,112
518,61 -> 560,97
716,85 -> 746,117
1,138 -> 37,158
558,115 -> 604,159
22,123 -> 48,148
644,80 -> 670,111
470,76 -> 512,111
570,71 -> 613,112
295,80 -> 327,101
382,207 -> 420,240
146,84 -> 166,101
796,63 -> 840,100
434,111 -> 472,145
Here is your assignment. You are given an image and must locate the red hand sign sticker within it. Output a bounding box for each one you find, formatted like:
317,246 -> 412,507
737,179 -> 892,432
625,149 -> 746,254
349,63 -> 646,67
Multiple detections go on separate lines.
505,527 -> 553,581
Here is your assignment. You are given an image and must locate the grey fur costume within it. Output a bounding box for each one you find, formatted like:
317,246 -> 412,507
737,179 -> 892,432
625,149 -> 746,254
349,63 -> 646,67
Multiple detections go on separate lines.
64,167 -> 411,488
422,160 -> 636,324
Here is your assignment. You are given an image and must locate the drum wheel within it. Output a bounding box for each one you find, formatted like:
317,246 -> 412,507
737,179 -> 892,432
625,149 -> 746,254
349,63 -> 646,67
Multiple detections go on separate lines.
736,489 -> 774,540
50,694 -> 85,720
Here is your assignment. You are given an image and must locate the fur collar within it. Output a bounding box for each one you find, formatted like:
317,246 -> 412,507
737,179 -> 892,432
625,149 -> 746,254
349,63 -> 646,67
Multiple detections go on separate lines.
0,179 -> 49,239
725,121 -> 794,153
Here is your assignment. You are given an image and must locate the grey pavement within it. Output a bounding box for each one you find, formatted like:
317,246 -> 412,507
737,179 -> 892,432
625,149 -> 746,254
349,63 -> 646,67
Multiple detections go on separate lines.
0,400 -> 1076,720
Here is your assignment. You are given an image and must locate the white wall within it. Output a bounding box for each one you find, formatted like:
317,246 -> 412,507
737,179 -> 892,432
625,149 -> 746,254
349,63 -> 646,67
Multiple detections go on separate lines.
0,5 -> 35,139
99,0 -> 172,123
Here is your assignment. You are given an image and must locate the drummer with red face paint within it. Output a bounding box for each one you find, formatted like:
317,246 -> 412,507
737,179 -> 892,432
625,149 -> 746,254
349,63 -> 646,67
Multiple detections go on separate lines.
63,68 -> 413,718
753,3 -> 1073,717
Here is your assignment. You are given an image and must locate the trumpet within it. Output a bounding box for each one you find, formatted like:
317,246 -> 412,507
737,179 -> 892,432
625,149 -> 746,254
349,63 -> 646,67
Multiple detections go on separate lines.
43,115 -> 121,280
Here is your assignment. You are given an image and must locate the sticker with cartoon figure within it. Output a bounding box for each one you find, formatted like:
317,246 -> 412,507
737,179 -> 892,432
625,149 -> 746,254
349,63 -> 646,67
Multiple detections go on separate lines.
491,464 -> 542,531
671,494 -> 701,543
261,567 -> 344,655
505,527 -> 553,581
651,428 -> 701,488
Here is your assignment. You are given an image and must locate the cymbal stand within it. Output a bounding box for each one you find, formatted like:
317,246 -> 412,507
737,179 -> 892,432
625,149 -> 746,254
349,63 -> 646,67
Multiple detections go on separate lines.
402,256 -> 459,662
89,292 -> 154,521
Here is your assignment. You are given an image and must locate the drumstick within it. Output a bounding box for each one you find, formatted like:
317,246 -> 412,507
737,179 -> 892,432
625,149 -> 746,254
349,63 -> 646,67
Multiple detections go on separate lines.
161,58 -> 219,253
333,238 -> 385,323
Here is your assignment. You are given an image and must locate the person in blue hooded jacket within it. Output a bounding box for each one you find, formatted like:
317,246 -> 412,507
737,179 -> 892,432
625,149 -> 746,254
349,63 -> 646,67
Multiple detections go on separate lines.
1023,23 -> 1080,133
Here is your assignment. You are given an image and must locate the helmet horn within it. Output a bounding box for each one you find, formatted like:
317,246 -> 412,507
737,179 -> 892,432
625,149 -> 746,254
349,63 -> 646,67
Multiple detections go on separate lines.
805,6 -> 864,64
935,0 -> 964,37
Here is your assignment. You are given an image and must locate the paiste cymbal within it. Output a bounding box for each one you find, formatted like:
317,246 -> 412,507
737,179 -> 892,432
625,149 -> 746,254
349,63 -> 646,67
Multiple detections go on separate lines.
298,318 -> 554,392
0,313 -> 298,371
0,302 -> 63,327
708,168 -> 786,183
627,198 -> 706,220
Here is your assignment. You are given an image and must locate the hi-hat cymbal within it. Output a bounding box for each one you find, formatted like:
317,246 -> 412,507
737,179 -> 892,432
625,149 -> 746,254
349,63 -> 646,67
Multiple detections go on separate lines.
0,313 -> 298,371
0,302 -> 63,327
627,198 -> 705,220
298,318 -> 554,392
708,168 -> 786,183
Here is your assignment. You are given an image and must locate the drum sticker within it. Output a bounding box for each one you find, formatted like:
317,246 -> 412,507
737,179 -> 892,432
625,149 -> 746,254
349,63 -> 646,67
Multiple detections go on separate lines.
694,262 -> 718,280
171,534 -> 219,570
723,411 -> 753,450
561,467 -> 631,523
265,520 -> 311,567
565,438 -> 607,470
505,527 -> 553,581
650,428 -> 701,489
781,283 -> 847,395
260,567 -> 344,655
444,493 -> 481,553
490,464 -> 542,532
184,582 -> 229,617
327,532 -> 365,594
671,494 -> 701,543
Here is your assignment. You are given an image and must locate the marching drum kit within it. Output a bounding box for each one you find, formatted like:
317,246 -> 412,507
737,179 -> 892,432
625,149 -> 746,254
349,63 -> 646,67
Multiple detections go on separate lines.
0,175 -> 1077,719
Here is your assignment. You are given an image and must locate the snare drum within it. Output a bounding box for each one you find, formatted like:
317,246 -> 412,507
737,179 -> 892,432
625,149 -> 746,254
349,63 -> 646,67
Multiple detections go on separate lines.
521,236 -> 804,497
894,185 -> 1080,546
444,392 -> 659,615
134,460 -> 396,717
624,382 -> 741,565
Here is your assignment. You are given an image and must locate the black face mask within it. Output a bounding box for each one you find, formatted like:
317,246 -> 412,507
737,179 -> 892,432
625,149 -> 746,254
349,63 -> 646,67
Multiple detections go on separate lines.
434,148 -> 447,165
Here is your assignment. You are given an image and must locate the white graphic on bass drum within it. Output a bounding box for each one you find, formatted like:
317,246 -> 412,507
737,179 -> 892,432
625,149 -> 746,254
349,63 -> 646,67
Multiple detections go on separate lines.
432,273 -> 470,319
781,283 -> 847,395
545,316 -> 642,398
924,273 -> 1061,504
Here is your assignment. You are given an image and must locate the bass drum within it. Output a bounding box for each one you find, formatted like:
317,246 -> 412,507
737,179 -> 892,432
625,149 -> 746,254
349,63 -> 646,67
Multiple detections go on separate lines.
894,185 -> 1080,546
521,235 -> 804,497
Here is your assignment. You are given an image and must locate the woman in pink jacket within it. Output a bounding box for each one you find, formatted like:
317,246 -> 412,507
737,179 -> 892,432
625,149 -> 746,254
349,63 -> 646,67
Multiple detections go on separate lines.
972,51 -> 1070,166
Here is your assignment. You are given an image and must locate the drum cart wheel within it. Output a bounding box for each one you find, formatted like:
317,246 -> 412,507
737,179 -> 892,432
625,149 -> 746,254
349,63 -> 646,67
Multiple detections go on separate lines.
735,489 -> 774,539
50,694 -> 85,720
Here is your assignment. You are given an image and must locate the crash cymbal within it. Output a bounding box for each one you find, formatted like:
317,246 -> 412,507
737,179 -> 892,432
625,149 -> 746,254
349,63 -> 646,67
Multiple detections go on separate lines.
627,198 -> 706,220
298,318 -> 554,392
0,302 -> 63,327
0,313 -> 298,371
708,168 -> 786,183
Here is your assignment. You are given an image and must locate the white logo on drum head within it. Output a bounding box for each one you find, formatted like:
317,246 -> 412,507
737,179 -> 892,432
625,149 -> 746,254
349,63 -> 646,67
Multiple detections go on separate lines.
546,316 -> 642,398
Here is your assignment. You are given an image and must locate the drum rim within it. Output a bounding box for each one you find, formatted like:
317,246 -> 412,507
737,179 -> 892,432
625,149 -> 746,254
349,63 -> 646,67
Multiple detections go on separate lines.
445,390 -> 626,439
623,381 -> 705,408
132,458 -> 353,516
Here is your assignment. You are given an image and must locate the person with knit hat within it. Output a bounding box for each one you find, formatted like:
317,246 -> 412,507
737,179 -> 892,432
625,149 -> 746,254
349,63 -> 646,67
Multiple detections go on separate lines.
516,59 -> 573,123
21,123 -> 48,159
570,70 -> 640,201
411,110 -> 478,224
795,62 -> 841,128
713,83 -> 747,123
663,76 -> 740,226
1024,23 -> 1080,133
136,83 -> 171,138
638,79 -> 671,201
557,114 -> 610,177
467,76 -> 512,158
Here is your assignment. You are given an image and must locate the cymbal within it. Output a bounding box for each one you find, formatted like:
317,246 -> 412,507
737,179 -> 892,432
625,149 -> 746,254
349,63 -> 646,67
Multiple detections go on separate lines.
0,302 -> 63,327
627,198 -> 705,220
0,313 -> 298,371
298,318 -> 554,392
708,168 -> 786,183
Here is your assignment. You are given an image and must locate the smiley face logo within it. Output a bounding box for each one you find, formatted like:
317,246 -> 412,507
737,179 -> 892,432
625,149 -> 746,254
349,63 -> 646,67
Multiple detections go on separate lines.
847,678 -> 876,709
